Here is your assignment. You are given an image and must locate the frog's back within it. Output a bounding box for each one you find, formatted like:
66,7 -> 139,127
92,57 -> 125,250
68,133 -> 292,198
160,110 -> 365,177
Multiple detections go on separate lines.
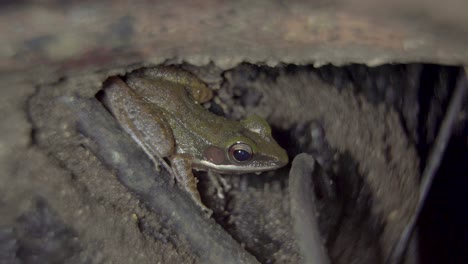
125,69 -> 238,150
126,67 -> 211,112
126,75 -> 192,112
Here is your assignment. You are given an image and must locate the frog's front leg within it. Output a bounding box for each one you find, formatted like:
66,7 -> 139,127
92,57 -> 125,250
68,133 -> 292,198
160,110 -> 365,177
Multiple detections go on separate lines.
207,171 -> 232,199
171,154 -> 212,215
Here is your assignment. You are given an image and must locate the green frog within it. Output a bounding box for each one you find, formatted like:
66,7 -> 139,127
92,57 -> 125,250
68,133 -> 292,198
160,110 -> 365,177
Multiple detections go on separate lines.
103,66 -> 289,213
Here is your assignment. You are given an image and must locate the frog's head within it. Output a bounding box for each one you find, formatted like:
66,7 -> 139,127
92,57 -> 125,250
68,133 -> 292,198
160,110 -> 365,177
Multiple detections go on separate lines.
199,115 -> 289,173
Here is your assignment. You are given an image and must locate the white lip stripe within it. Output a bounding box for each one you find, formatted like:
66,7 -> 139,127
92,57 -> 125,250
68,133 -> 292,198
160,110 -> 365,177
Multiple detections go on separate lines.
195,160 -> 280,172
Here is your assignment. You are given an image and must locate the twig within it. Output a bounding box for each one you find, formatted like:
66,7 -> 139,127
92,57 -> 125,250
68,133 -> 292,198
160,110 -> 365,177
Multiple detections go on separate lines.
289,153 -> 330,264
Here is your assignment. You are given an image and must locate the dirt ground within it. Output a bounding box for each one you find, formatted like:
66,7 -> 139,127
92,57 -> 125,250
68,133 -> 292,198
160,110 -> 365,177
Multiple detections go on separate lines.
0,62 -> 424,263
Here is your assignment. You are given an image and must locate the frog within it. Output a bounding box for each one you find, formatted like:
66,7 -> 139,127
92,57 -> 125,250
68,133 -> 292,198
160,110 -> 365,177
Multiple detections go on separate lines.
102,66 -> 289,213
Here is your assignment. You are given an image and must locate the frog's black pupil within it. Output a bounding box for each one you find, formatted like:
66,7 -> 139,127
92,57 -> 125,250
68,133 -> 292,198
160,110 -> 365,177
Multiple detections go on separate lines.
233,149 -> 251,162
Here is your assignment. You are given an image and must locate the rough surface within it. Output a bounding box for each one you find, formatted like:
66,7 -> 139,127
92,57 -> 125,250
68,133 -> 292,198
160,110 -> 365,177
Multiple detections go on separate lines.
1,0 -> 468,84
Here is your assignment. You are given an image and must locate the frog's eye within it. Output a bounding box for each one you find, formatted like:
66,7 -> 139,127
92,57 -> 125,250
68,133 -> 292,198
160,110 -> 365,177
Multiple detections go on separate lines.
228,142 -> 253,163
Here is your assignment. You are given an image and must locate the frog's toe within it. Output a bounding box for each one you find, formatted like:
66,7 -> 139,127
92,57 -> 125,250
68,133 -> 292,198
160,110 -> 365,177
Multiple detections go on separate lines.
201,206 -> 213,218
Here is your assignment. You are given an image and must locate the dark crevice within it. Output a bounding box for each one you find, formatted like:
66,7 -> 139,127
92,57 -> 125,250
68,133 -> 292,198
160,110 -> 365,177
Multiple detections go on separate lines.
417,70 -> 468,264
419,130 -> 468,264
416,65 -> 460,172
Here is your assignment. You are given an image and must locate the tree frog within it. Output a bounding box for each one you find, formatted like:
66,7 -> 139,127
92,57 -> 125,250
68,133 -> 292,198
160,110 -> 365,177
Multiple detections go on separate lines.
102,66 -> 289,213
